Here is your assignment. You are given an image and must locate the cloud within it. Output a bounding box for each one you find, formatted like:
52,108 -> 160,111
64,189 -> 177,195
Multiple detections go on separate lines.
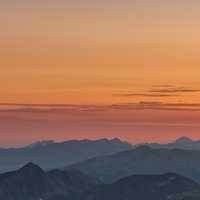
150,87 -> 200,93
0,104 -> 108,113
117,93 -> 179,97
117,85 -> 200,98
109,102 -> 200,112
1,102 -> 200,113
152,85 -> 174,88
0,103 -> 78,108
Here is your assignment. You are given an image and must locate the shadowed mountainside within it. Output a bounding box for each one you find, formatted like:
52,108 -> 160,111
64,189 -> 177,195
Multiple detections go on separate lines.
67,145 -> 200,183
0,163 -> 200,200
80,173 -> 200,200
0,162 -> 99,200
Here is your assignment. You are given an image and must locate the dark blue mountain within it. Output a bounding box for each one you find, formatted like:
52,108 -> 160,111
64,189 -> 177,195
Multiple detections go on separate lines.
81,173 -> 200,200
0,163 -> 200,200
67,145 -> 200,183
0,163 -> 99,200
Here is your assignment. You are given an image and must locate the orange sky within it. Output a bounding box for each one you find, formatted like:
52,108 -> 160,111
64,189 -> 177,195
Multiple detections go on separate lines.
0,0 -> 200,146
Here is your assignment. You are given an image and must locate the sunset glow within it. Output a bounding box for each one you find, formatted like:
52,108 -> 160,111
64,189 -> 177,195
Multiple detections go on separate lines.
1,0 -> 200,146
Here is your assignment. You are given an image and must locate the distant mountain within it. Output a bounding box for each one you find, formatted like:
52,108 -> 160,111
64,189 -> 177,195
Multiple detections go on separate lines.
137,136 -> 200,150
26,140 -> 55,149
67,146 -> 200,183
0,138 -> 132,173
0,162 -> 99,200
81,173 -> 200,200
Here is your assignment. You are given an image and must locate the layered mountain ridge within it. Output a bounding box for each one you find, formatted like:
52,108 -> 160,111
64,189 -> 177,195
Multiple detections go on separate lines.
0,163 -> 200,200
67,145 -> 200,183
138,136 -> 200,150
0,138 -> 132,173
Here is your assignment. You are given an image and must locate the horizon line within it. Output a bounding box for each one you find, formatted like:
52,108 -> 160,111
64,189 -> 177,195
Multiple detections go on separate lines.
0,135 -> 197,149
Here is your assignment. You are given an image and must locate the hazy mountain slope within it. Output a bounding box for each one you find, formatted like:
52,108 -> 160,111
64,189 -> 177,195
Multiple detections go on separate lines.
81,173 -> 200,200
138,136 -> 200,150
67,146 -> 200,183
0,138 -> 132,173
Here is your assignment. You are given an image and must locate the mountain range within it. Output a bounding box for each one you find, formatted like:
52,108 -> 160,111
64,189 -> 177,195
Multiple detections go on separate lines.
0,163 -> 200,200
67,145 -> 200,183
1,136 -> 200,174
138,136 -> 200,150
0,138 -> 132,173
1,137 -> 200,200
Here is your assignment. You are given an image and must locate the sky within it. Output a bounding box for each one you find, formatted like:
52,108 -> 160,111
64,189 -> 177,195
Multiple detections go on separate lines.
1,0 -> 200,146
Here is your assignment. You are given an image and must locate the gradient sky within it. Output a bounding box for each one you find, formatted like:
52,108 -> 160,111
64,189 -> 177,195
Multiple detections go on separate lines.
1,0 -> 200,146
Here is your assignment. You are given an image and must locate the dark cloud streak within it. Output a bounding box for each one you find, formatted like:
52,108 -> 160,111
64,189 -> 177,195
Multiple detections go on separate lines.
1,102 -> 200,113
117,93 -> 179,97
150,87 -> 200,93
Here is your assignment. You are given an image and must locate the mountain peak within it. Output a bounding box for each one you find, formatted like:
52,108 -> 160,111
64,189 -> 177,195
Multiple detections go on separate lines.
135,145 -> 152,151
19,162 -> 44,174
111,138 -> 122,142
26,140 -> 55,149
174,136 -> 193,144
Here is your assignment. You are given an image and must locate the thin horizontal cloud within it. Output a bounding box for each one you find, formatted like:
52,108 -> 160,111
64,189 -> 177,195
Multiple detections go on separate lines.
0,103 -> 82,108
0,103 -> 108,113
117,85 -> 200,98
150,87 -> 200,93
117,93 -> 179,97
110,102 -> 200,112
1,102 -> 200,113
152,85 -> 174,88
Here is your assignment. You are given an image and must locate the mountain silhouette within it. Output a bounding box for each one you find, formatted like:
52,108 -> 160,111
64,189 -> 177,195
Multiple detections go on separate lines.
67,146 -> 200,183
0,163 -> 99,200
0,138 -> 132,173
80,173 -> 200,200
138,136 -> 200,150
0,162 -> 200,200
